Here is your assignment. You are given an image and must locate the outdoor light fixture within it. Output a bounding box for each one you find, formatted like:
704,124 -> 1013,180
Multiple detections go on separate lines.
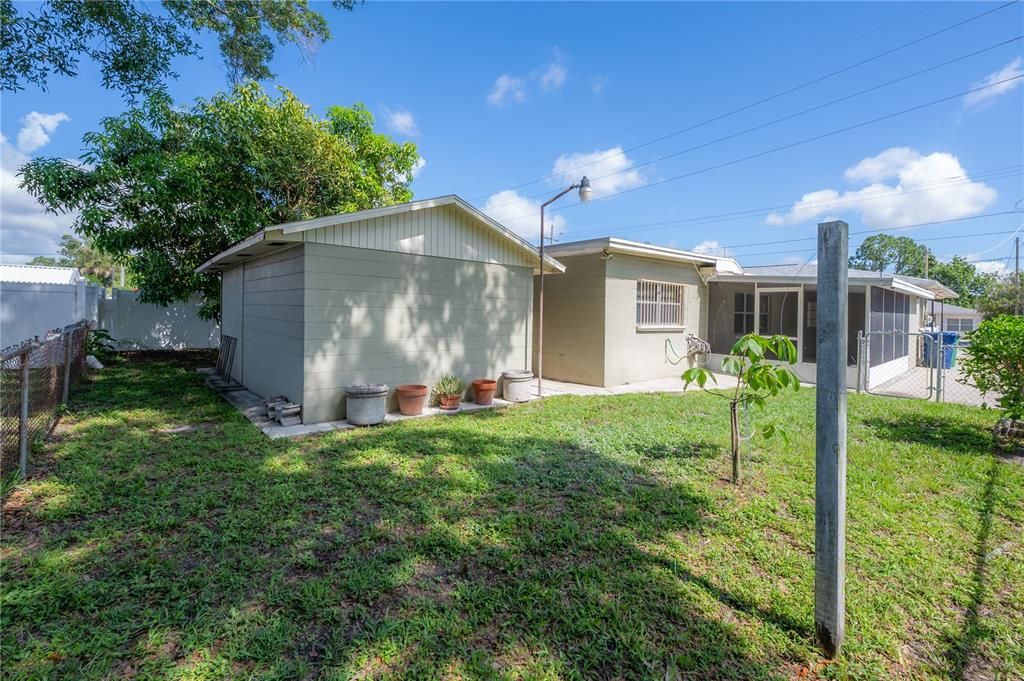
537,175 -> 593,398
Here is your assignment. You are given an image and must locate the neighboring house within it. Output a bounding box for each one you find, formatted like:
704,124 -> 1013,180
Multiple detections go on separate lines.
198,195 -> 564,424
536,238 -> 957,390
0,264 -> 96,345
932,302 -> 982,333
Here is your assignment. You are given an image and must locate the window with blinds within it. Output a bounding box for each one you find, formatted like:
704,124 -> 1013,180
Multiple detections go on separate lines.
636,280 -> 685,328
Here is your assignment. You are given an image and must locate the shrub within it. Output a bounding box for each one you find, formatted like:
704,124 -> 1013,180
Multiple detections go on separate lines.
959,315 -> 1024,420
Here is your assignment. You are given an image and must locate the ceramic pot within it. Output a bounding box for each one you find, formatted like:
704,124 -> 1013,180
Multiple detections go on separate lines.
395,384 -> 428,416
472,378 -> 497,405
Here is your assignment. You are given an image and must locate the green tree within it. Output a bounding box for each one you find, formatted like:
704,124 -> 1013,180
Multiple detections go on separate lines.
976,275 -> 1024,319
849,234 -> 932,276
930,256 -> 997,308
27,234 -> 120,287
681,334 -> 800,484
21,84 -> 418,319
959,315 -> 1024,420
1,0 -> 358,97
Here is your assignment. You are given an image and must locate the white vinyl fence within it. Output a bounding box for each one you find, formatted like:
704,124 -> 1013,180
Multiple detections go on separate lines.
0,282 -> 218,350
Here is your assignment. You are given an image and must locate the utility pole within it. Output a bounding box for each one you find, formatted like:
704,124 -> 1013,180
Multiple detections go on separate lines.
815,220 -> 848,659
1015,236 -> 1020,316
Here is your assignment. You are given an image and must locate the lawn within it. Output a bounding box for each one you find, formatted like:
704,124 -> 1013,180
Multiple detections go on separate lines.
1,353 -> 1022,680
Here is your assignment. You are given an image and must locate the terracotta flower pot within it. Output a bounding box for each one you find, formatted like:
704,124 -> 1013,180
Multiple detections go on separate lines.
437,394 -> 462,411
395,384 -> 428,416
472,378 -> 497,405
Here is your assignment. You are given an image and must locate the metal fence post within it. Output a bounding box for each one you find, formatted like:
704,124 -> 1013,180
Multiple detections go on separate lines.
19,351 -> 30,478
935,336 -> 944,403
62,327 -> 73,403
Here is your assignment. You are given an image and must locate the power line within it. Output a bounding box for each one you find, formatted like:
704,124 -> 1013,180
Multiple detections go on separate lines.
470,0 -> 1021,201
561,167 -> 1022,242
484,36 -> 1023,213
493,74 -> 1024,225
736,230 -> 1020,260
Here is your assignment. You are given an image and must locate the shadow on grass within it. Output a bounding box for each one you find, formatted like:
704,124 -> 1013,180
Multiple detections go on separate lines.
1,355 -> 809,680
862,413 -> 992,454
942,455 -> 1000,680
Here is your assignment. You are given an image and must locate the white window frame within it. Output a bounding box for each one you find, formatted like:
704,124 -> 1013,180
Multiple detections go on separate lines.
636,279 -> 686,330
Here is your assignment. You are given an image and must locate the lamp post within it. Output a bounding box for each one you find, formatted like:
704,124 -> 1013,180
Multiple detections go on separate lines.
537,176 -> 592,397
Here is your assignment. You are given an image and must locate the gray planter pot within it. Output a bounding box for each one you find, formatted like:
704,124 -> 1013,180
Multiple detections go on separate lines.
345,384 -> 388,425
502,370 -> 533,402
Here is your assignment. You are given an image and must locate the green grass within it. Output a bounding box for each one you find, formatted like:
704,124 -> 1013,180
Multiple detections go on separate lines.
2,352 -> 1022,680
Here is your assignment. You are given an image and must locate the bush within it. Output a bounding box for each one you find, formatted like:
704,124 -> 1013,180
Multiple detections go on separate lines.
959,315 -> 1024,420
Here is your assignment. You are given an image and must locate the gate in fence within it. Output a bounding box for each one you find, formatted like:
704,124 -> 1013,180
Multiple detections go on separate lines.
0,321 -> 90,479
856,330 -> 991,407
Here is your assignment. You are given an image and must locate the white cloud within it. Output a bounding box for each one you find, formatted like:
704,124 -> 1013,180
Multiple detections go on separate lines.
550,146 -> 646,198
16,111 -> 70,153
970,257 -> 1009,276
963,57 -> 1023,111
487,74 -> 527,107
411,157 -> 426,179
482,189 -> 566,241
766,148 -> 997,228
538,49 -> 567,91
0,135 -> 77,264
384,107 -> 419,137
691,240 -> 732,257
588,76 -> 608,94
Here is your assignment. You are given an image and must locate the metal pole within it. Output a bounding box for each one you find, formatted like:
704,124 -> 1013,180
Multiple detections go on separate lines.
1015,236 -> 1020,316
61,327 -> 73,403
538,203 -> 546,398
19,350 -> 30,478
855,331 -> 863,394
815,220 -> 848,658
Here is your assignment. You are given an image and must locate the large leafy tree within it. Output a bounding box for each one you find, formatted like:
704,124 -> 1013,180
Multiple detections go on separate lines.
930,256 -> 998,308
28,234 -> 121,288
976,275 -> 1024,319
849,234 -> 995,306
21,84 -> 419,318
0,0 -> 357,97
849,234 -> 932,276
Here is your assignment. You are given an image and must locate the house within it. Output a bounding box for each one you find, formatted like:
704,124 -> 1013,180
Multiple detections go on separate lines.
0,264 -> 95,345
531,237 -> 741,387
536,237 -> 957,390
197,195 -> 564,423
932,301 -> 982,332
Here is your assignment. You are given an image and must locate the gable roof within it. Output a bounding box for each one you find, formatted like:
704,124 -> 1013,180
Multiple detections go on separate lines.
545,237 -> 743,273
0,264 -> 81,285
196,195 -> 565,274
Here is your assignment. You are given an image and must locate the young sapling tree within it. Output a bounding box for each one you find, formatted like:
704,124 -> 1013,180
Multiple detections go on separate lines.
682,333 -> 800,484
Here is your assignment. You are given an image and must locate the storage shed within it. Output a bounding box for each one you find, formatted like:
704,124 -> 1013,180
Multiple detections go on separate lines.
197,195 -> 564,423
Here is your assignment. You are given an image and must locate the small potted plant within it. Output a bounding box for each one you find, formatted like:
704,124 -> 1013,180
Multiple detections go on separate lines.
395,384 -> 429,416
471,378 -> 497,405
432,373 -> 465,411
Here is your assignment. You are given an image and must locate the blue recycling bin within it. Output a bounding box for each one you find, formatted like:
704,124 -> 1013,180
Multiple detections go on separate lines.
923,331 -> 959,368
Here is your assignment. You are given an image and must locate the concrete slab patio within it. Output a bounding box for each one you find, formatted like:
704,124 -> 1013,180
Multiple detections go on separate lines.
200,367 -> 740,438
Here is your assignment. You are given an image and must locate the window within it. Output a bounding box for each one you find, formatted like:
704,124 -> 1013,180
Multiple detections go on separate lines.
869,288 -> 911,366
733,292 -> 754,334
636,280 -> 685,328
947,318 -> 975,332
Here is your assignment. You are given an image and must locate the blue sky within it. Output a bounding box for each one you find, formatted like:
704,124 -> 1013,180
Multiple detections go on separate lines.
2,1 -> 1022,274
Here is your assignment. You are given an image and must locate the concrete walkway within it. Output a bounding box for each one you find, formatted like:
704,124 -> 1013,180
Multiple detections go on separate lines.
201,368 -> 738,439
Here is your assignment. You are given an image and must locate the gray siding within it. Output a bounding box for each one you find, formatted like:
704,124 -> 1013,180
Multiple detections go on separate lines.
532,253 -> 607,386
299,204 -> 534,269
302,242 -> 533,423
603,255 -> 708,386
221,266 -> 244,380
239,245 -> 305,405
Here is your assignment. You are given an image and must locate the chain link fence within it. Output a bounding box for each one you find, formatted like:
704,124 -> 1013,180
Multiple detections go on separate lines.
857,330 -> 994,407
1,322 -> 90,478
